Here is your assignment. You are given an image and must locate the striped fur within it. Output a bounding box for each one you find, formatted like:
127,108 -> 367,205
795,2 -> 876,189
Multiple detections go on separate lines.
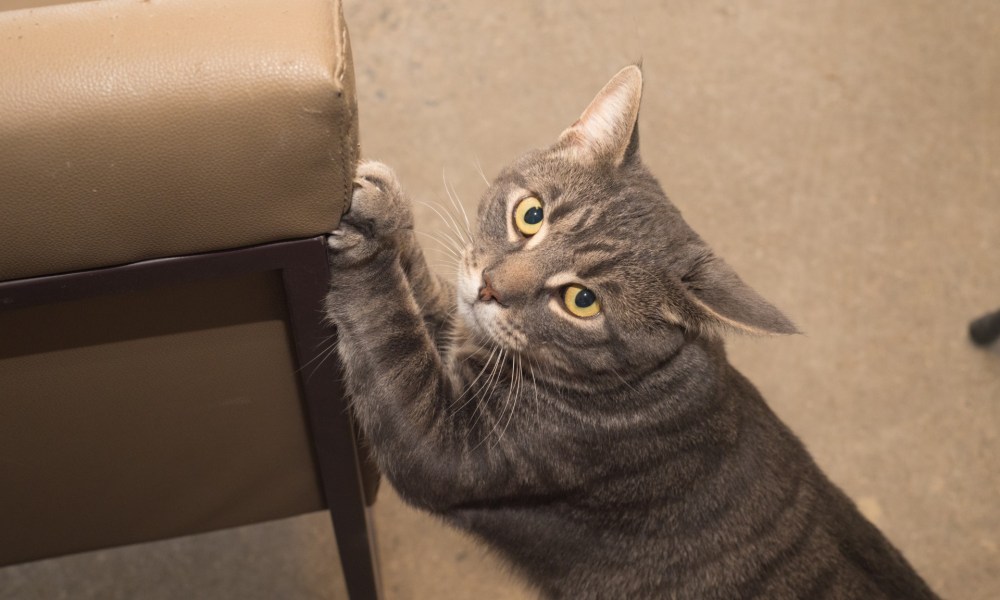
325,68 -> 938,599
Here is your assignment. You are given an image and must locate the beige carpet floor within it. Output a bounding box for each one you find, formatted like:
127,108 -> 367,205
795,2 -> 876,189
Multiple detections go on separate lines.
3,1 -> 998,598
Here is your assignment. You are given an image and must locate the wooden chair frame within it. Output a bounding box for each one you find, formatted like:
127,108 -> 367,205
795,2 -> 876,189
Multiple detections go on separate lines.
0,236 -> 381,599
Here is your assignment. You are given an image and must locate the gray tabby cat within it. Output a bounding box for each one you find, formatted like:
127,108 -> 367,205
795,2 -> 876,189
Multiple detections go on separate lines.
325,66 -> 938,599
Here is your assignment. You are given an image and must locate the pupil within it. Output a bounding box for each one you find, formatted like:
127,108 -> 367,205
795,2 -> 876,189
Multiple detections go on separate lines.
575,289 -> 595,308
524,206 -> 543,225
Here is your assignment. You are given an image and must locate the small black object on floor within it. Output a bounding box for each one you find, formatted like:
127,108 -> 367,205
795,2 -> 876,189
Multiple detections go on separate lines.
969,308 -> 1000,347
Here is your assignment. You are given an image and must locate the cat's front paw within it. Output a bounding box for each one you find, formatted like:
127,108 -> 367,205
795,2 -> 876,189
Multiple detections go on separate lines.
328,161 -> 414,266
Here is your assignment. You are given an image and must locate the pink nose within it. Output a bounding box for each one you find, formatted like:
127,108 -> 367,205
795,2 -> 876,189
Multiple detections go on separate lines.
478,272 -> 503,304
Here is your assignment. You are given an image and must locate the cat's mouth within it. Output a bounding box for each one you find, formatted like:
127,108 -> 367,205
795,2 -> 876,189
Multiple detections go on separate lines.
456,262 -> 492,338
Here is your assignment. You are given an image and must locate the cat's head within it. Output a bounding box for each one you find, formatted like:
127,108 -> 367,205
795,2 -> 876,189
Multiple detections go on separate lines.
457,66 -> 796,378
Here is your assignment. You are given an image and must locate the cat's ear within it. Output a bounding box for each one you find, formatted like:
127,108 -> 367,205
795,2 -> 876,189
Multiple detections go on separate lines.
557,65 -> 642,166
671,251 -> 799,336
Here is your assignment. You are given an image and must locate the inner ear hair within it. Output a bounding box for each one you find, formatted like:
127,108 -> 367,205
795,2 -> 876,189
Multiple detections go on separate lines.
557,65 -> 643,166
687,295 -> 794,337
677,254 -> 799,337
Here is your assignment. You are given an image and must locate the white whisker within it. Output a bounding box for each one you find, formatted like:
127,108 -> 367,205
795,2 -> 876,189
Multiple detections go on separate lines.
472,155 -> 491,187
492,352 -> 523,448
430,263 -> 461,277
415,230 -> 463,258
528,357 -> 540,428
418,219 -> 466,255
467,346 -> 506,436
443,169 -> 473,238
441,183 -> 472,244
479,349 -> 517,450
304,339 -> 341,382
451,345 -> 498,414
416,197 -> 468,247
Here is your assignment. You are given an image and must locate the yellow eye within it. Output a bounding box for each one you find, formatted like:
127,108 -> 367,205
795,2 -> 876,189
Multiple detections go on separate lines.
513,196 -> 544,236
563,284 -> 601,318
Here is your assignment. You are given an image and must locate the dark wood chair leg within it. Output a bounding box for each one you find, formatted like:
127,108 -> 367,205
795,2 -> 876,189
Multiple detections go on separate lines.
281,237 -> 382,600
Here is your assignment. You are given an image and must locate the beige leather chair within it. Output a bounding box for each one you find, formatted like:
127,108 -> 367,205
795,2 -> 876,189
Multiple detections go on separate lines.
0,0 -> 380,597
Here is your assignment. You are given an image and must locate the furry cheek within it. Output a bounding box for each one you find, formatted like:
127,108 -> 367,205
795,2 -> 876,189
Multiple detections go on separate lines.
457,255 -> 481,308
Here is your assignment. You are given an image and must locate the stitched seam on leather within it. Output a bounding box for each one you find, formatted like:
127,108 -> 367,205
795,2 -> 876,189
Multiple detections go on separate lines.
335,1 -> 348,87
333,0 -> 355,219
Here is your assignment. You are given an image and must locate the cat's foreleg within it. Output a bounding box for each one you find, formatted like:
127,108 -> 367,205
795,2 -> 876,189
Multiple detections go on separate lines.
396,230 -> 456,349
325,162 -> 507,510
347,161 -> 457,348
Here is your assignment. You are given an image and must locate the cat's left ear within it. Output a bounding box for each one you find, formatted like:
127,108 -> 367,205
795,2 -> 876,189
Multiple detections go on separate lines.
672,250 -> 799,337
557,65 -> 642,167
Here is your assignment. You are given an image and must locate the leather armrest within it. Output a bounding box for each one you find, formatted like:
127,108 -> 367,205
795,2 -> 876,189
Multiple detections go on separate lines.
0,0 -> 358,282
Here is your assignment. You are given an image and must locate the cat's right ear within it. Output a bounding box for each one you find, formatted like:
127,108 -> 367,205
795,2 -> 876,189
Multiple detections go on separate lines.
556,65 -> 643,167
